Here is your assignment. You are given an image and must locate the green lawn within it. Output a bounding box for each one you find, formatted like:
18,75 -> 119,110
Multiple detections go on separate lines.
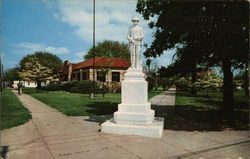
160,90 -> 249,131
23,88 -> 163,116
148,87 -> 164,99
0,89 -> 31,130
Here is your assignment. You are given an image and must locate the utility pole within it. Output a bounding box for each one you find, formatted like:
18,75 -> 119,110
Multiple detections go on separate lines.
0,53 -> 4,92
91,0 -> 96,98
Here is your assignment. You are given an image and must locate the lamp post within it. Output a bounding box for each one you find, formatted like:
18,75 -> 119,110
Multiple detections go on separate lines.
90,0 -> 96,98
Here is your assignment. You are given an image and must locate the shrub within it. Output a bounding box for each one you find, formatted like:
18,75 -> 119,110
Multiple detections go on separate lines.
77,80 -> 99,94
175,78 -> 191,91
110,82 -> 121,93
42,82 -> 61,91
43,80 -> 111,94
60,80 -> 80,92
116,87 -> 121,93
70,86 -> 82,93
146,76 -> 158,91
101,85 -> 110,94
158,78 -> 172,90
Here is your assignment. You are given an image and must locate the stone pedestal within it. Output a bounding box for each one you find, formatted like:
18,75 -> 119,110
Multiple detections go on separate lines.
101,68 -> 164,138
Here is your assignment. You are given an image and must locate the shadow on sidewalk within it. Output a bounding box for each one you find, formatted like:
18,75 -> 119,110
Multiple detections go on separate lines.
0,146 -> 8,159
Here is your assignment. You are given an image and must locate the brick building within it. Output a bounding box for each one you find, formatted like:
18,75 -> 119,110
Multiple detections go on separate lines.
58,57 -> 130,84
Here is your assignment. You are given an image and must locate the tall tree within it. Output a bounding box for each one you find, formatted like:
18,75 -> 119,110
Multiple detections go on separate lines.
4,67 -> 21,82
137,0 -> 249,112
84,40 -> 130,60
20,52 -> 63,73
19,57 -> 53,92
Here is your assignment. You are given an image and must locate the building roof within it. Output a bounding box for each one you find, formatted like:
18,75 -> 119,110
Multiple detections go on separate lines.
58,57 -> 130,73
73,57 -> 130,70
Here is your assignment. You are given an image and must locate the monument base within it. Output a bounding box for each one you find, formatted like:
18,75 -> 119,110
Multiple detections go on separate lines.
101,117 -> 164,138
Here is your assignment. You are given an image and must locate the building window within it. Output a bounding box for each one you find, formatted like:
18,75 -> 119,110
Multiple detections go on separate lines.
82,72 -> 87,80
97,72 -> 106,82
112,72 -> 120,82
77,73 -> 81,81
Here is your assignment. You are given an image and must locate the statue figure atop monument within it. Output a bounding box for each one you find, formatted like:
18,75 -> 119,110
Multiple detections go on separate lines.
127,17 -> 144,69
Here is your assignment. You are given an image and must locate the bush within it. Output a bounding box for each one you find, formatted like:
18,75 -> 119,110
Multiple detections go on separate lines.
61,80 -> 80,92
146,76 -> 157,91
101,85 -> 110,94
175,78 -> 191,91
42,82 -> 61,91
158,78 -> 172,90
116,87 -> 121,93
76,80 -> 99,94
110,82 -> 121,93
70,87 -> 82,93
42,80 -> 111,94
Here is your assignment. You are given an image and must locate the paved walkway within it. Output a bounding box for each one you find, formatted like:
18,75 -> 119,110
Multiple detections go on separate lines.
0,90 -> 249,159
149,87 -> 176,106
149,87 -> 176,116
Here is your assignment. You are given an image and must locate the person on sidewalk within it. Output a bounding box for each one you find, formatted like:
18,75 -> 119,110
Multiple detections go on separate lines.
17,81 -> 23,95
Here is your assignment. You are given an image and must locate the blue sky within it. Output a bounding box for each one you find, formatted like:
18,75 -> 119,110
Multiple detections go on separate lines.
1,0 -> 175,70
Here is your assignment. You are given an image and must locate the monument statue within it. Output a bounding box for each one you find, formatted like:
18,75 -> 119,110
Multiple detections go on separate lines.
101,17 -> 164,138
127,17 -> 144,69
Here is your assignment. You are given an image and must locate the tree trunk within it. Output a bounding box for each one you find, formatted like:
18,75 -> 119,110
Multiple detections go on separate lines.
102,82 -> 105,98
222,59 -> 234,112
191,70 -> 197,96
36,81 -> 41,93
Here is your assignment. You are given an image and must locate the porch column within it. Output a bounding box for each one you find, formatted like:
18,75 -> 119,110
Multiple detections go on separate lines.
80,69 -> 83,81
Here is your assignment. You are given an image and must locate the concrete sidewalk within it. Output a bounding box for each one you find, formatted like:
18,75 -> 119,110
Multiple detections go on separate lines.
0,90 -> 249,159
149,87 -> 176,106
149,87 -> 176,116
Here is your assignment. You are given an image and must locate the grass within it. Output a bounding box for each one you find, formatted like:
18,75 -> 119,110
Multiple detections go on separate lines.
157,90 -> 249,131
23,88 -> 163,116
148,87 -> 164,99
0,89 -> 31,130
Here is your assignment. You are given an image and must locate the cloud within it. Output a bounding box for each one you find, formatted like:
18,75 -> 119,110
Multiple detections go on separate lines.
71,50 -> 87,63
156,50 -> 176,67
53,0 -> 153,43
49,0 -> 169,66
16,42 -> 69,55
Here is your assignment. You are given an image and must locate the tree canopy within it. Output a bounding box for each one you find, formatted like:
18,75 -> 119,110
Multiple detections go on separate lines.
4,67 -> 20,82
137,0 -> 249,111
20,52 -> 63,73
84,40 -> 130,60
19,57 -> 53,92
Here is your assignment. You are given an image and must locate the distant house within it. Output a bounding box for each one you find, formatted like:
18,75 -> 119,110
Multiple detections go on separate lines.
196,68 -> 213,77
58,57 -> 130,85
12,81 -> 49,88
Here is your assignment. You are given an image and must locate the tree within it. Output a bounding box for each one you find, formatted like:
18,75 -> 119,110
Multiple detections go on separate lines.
137,0 -> 249,112
142,59 -> 160,90
20,52 -> 63,73
19,57 -> 53,92
96,57 -> 111,98
142,58 -> 159,76
4,67 -> 20,82
194,71 -> 223,96
84,40 -> 130,60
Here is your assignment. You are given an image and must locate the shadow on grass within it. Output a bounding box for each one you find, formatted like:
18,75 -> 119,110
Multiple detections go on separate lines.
86,102 -> 118,116
154,105 -> 249,131
85,101 -> 248,131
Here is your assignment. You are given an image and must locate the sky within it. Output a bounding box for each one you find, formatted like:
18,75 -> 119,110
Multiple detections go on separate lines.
1,0 -> 175,70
